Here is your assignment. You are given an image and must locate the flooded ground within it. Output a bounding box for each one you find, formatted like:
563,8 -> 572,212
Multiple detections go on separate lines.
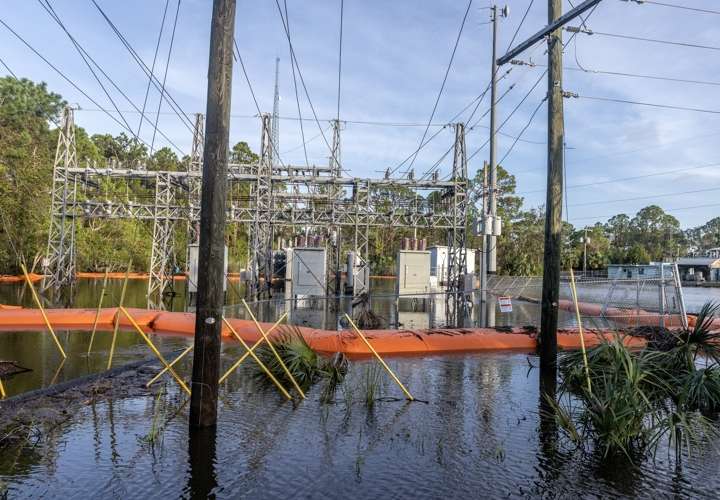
2,352 -> 719,498
1,278 -> 720,497
1,276 -> 719,397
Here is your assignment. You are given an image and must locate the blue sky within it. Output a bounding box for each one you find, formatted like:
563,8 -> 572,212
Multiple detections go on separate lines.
2,0 -> 719,229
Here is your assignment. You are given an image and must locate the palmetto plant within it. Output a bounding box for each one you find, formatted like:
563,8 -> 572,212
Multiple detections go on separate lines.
254,326 -> 348,398
554,301 -> 720,459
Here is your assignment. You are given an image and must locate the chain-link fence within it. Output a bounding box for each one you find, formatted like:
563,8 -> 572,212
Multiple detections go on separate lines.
217,264 -> 689,331
483,263 -> 688,330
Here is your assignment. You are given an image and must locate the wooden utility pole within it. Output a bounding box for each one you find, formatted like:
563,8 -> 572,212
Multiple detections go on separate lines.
189,0 -> 236,429
539,0 -> 564,371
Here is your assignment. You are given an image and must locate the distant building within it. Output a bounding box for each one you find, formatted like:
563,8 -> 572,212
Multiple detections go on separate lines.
705,247 -> 720,259
676,257 -> 720,282
607,263 -> 674,280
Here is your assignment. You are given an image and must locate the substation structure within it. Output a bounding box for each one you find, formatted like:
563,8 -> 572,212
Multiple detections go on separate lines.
42,107 -> 471,324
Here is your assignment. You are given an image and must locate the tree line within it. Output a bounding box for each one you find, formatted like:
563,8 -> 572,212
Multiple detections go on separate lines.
1,76 -> 717,276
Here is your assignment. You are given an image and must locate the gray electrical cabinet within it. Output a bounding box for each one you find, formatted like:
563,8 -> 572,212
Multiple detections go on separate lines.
397,250 -> 431,296
289,247 -> 327,298
188,244 -> 228,293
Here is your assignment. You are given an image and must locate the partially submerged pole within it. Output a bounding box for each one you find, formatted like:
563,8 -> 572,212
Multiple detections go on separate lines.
539,0 -> 564,373
20,263 -> 66,359
88,267 -> 110,354
107,261 -> 131,370
189,0 -> 236,429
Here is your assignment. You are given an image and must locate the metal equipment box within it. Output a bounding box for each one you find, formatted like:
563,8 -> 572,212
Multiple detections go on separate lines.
397,250 -> 431,295
429,246 -> 476,283
289,247 -> 327,298
188,244 -> 228,293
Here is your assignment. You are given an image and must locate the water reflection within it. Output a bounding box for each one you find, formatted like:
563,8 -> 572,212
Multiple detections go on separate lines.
187,425 -> 218,499
2,353 -> 720,498
0,278 -> 617,334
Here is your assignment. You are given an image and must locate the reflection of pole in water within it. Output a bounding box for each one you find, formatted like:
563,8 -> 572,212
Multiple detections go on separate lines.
188,425 -> 218,498
538,363 -> 558,483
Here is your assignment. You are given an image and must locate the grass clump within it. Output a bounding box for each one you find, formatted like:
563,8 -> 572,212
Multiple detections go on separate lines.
362,363 -> 383,409
553,301 -> 720,459
254,326 -> 349,399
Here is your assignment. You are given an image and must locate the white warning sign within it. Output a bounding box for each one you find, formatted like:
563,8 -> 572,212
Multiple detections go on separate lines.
498,296 -> 513,313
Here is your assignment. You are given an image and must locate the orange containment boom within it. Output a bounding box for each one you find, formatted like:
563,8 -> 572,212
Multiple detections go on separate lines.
0,306 -> 651,356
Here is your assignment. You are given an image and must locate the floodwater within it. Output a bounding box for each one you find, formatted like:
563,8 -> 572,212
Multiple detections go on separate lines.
2,353 -> 719,498
2,276 -> 720,397
2,278 -> 720,498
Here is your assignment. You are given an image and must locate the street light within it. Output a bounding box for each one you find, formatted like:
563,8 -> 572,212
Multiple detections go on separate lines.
580,227 -> 590,275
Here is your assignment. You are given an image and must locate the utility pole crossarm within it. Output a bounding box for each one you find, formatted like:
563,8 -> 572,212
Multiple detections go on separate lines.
497,0 -> 603,66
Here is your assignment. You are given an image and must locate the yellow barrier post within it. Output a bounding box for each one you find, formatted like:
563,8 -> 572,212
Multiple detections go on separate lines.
569,269 -> 592,394
218,313 -> 287,383
222,317 -> 292,400
0,377 -> 6,399
107,261 -> 131,370
20,263 -> 66,359
345,313 -> 414,401
241,300 -> 306,398
88,268 -> 110,354
119,307 -> 191,395
146,345 -> 193,387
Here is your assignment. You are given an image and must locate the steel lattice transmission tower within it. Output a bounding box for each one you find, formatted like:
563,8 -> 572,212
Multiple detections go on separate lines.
249,114 -> 275,299
147,171 -> 177,307
271,57 -> 280,167
188,113 -> 205,244
42,106 -> 78,292
446,122 -> 469,326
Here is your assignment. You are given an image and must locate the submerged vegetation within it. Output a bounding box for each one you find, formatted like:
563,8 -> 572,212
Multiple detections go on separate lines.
254,327 -> 348,398
553,301 -> 720,459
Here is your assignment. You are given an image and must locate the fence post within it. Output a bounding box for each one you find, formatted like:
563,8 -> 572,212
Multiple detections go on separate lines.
673,262 -> 688,329
658,263 -> 666,328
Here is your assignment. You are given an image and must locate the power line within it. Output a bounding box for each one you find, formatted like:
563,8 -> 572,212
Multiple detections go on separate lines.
232,40 -> 286,168
0,16 -> 158,148
39,0 -> 135,141
570,185 -> 720,207
467,69 -> 547,163
578,94 -> 720,115
517,161 -> 720,195
404,0 -> 473,175
137,0 -> 170,140
506,0 -> 535,51
624,0 -> 720,16
279,125 -> 330,155
89,0 -> 194,133
413,80 -> 495,180
497,96 -> 547,165
517,60 -> 720,87
39,0 -> 185,154
283,0 -> 309,168
150,0 -> 181,154
568,28 -> 720,52
231,40 -> 262,113
274,0 -> 339,171
568,202 -> 720,223
0,56 -> 17,78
